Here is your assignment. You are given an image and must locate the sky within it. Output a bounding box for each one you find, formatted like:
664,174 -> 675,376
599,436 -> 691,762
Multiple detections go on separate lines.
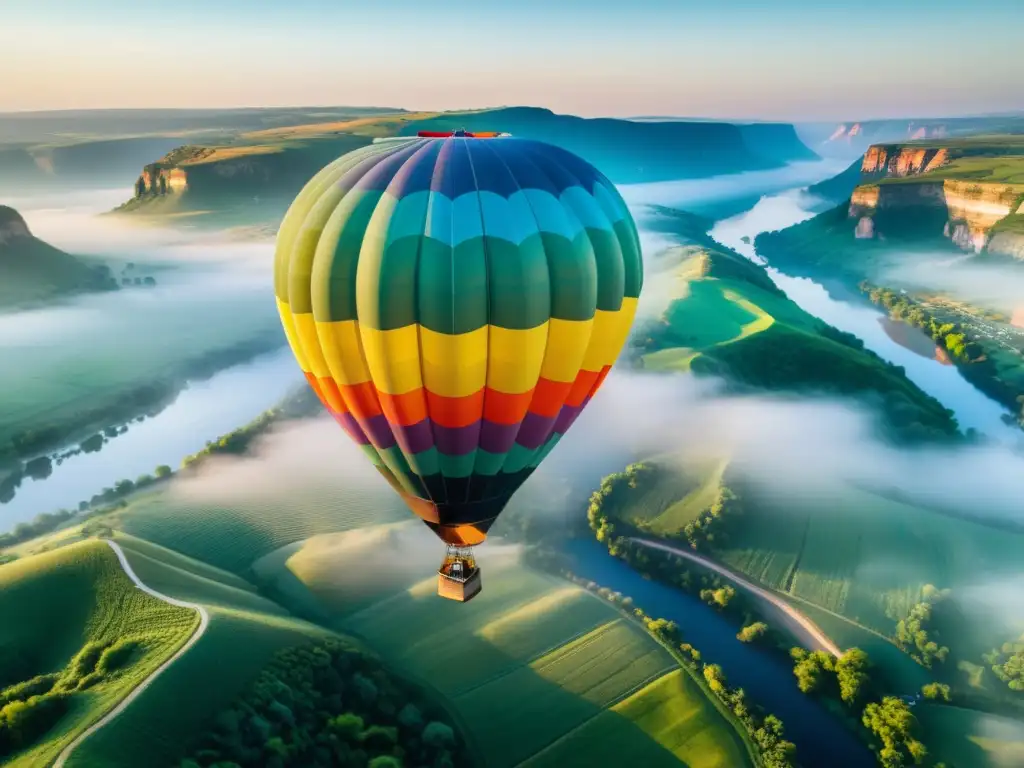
2,0 -> 1023,121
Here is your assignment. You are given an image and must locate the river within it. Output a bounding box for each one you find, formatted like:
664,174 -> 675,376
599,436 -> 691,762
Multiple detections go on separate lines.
2,348 -> 301,529
707,191 -> 1023,446
563,538 -> 876,768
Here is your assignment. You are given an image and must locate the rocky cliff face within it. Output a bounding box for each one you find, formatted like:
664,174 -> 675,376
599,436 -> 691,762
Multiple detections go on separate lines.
860,145 -> 949,177
849,179 -> 1022,252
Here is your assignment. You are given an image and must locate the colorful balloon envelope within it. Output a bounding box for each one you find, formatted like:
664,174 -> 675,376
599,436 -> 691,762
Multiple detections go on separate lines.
274,131 -> 643,600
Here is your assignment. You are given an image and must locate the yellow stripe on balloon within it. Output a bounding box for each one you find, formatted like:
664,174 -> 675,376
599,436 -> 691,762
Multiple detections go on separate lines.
315,319 -> 373,386
539,317 -> 595,384
581,297 -> 639,372
420,325 -> 488,398
487,324 -> 548,394
275,297 -> 311,373
292,312 -> 333,381
359,324 -> 424,396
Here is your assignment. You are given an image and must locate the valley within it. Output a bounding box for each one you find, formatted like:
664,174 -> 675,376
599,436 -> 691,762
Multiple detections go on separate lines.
4,107 -> 1024,768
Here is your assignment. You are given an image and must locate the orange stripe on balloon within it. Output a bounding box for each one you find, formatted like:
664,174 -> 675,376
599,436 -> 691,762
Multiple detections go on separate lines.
379,389 -> 430,427
316,376 -> 350,415
482,389 -> 534,425
336,380 -> 384,420
527,378 -> 574,418
427,388 -> 484,428
565,370 -> 599,408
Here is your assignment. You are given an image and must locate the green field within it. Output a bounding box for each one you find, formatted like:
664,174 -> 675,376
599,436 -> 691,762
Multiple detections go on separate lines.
110,478 -> 404,575
0,539 -> 198,767
60,533 -> 336,768
340,560 -> 753,768
635,244 -> 957,440
603,459 -> 1024,686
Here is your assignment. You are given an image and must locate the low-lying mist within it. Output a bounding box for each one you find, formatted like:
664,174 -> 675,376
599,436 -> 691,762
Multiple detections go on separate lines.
1,189 -> 283,427
874,253 -> 1024,317
169,368 -> 1024,528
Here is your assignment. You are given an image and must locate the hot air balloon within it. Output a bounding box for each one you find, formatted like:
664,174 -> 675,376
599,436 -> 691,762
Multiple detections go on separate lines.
274,129 -> 643,601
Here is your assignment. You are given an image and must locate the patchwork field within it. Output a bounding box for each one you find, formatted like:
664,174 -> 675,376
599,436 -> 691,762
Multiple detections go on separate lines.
0,539 -> 199,767
340,561 -> 753,768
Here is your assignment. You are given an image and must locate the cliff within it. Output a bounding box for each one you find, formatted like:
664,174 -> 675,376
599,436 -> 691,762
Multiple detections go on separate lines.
848,179 -> 1023,252
0,206 -> 119,308
118,107 -> 820,222
800,115 -> 1024,158
402,107 -> 819,183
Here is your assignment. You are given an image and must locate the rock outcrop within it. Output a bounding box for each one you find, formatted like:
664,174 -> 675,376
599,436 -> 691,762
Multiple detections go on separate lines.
848,179 -> 1022,253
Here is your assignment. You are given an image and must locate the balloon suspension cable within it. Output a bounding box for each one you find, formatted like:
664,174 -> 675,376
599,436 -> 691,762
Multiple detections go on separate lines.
439,544 -> 477,583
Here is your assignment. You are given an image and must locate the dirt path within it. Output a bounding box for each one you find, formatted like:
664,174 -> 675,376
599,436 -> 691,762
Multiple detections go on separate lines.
53,539 -> 209,768
630,537 -> 842,657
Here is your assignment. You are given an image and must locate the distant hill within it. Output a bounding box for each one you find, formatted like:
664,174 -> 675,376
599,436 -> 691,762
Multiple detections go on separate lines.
401,107 -> 819,182
0,206 -> 118,308
0,106 -> 406,194
113,106 -> 819,225
798,115 -> 1024,159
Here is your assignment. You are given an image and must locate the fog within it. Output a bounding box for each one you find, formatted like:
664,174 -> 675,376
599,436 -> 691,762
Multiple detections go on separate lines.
0,188 -> 282,429
167,367 -> 1024,529
617,159 -> 845,216
874,252 -> 1024,317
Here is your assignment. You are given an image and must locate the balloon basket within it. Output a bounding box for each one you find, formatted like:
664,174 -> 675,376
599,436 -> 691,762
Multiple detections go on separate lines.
437,545 -> 482,602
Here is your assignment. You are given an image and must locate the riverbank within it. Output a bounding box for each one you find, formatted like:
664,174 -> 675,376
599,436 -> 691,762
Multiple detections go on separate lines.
0,333 -> 290,510
0,361 -> 317,546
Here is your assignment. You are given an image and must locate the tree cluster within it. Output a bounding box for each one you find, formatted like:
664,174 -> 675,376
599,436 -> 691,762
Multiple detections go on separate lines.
861,697 -> 928,768
789,648 -> 871,706
895,586 -> 951,669
0,637 -> 139,758
177,639 -> 472,768
984,633 -> 1024,692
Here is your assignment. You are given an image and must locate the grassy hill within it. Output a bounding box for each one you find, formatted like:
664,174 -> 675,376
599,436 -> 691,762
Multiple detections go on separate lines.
59,533 -> 340,768
0,206 -> 118,309
0,106 -> 405,193
631,222 -> 959,442
0,539 -> 199,766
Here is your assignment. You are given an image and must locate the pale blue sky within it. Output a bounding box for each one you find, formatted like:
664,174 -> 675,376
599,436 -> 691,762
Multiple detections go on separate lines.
2,0 -> 1022,120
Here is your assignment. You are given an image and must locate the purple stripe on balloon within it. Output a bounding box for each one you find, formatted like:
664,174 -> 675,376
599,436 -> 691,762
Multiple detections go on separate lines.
553,401 -> 586,435
360,413 -> 398,450
515,411 -> 558,450
333,412 -> 370,445
393,419 -> 436,455
478,420 -> 521,454
433,420 -> 483,455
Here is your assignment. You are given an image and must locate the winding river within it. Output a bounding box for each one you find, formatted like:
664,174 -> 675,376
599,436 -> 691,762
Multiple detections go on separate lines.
708,193 -> 1021,446
564,538 -> 876,768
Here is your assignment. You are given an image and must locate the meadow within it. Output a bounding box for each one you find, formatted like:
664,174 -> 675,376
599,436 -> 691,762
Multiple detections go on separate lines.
340,559 -> 753,768
0,539 -> 199,767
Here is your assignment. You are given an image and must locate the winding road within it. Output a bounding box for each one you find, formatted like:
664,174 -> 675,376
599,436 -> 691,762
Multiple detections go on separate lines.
630,537 -> 842,657
53,539 -> 209,768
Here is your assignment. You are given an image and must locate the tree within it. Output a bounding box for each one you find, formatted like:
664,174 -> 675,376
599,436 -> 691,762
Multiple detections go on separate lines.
862,697 -> 925,767
329,712 -> 364,741
921,682 -> 950,702
154,465 -> 172,478
737,622 -> 768,643
422,721 -> 455,750
835,648 -> 871,705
